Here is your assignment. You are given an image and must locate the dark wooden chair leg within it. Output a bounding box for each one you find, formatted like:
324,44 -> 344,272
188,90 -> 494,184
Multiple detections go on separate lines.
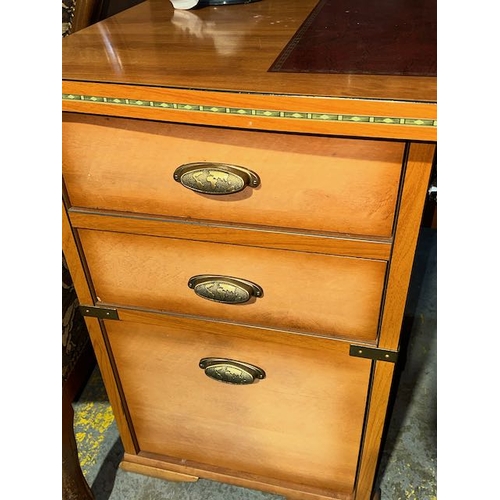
63,390 -> 95,500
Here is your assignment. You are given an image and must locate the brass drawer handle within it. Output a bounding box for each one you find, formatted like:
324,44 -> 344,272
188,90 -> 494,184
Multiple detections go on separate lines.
188,274 -> 263,304
199,358 -> 266,385
173,162 -> 260,195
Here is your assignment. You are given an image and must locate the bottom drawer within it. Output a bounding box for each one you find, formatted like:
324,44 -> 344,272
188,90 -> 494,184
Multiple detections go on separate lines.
105,317 -> 372,494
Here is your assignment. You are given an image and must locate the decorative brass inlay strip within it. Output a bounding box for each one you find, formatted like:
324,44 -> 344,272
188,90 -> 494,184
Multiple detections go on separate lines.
62,94 -> 437,128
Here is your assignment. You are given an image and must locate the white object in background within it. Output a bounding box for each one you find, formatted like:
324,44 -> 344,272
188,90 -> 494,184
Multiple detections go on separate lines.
170,0 -> 199,9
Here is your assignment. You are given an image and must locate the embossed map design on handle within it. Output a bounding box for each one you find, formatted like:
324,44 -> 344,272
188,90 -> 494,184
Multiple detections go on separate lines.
174,162 -> 260,195
188,275 -> 263,304
199,358 -> 266,385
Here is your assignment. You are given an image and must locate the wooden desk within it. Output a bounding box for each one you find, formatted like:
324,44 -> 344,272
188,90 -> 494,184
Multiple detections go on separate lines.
62,1 -> 436,499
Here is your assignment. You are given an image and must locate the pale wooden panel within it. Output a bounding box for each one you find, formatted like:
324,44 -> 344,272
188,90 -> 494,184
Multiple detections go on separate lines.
79,229 -> 386,341
63,202 -> 138,453
119,461 -> 198,483
69,209 -> 393,260
353,362 -> 395,500
80,317 -> 138,454
124,452 -> 353,500
378,143 -> 436,350
105,318 -> 372,493
114,306 -> 376,351
62,202 -> 93,303
63,113 -> 404,237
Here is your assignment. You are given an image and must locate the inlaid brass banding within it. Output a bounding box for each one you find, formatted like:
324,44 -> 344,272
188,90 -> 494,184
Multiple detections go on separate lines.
62,94 -> 438,131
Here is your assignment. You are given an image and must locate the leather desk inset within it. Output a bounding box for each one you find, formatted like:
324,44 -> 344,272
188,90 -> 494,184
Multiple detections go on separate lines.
270,0 -> 437,75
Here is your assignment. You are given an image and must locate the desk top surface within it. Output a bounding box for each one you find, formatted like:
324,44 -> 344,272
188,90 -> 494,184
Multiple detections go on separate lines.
62,0 -> 436,103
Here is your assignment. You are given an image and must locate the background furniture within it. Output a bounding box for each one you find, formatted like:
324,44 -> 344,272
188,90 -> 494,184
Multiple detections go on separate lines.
62,1 -> 99,492
62,3 -> 144,499
62,1 -> 436,498
63,0 -> 143,36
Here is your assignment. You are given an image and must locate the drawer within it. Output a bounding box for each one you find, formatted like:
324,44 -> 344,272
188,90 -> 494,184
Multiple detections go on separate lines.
80,229 -> 386,342
63,113 -> 404,237
105,317 -> 372,494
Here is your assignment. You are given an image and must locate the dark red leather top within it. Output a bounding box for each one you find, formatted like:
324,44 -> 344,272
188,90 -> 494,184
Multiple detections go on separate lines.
269,0 -> 436,76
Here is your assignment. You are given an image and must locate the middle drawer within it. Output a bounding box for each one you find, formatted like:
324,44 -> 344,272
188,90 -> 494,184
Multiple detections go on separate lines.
79,229 -> 386,342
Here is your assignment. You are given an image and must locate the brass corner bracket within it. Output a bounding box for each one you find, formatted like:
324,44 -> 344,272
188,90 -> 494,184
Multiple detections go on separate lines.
349,345 -> 399,363
79,305 -> 119,320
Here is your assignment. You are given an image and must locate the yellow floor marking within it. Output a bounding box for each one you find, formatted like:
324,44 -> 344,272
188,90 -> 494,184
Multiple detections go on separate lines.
74,400 -> 115,474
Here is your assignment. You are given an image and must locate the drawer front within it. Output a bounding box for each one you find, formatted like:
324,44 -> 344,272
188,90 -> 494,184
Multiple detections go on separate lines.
105,318 -> 372,493
80,229 -> 386,341
63,113 -> 404,237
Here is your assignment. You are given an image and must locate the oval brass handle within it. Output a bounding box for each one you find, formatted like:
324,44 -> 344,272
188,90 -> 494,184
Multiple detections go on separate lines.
199,358 -> 266,385
173,162 -> 260,195
188,274 -> 263,304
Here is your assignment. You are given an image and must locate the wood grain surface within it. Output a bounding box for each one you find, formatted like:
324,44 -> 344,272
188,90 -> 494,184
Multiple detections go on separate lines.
62,0 -> 436,103
79,228 -> 387,341
63,113 -> 404,237
105,317 -> 372,493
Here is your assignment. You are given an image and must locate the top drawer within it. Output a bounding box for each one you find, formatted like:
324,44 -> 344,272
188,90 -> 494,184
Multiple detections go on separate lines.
63,113 -> 404,237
